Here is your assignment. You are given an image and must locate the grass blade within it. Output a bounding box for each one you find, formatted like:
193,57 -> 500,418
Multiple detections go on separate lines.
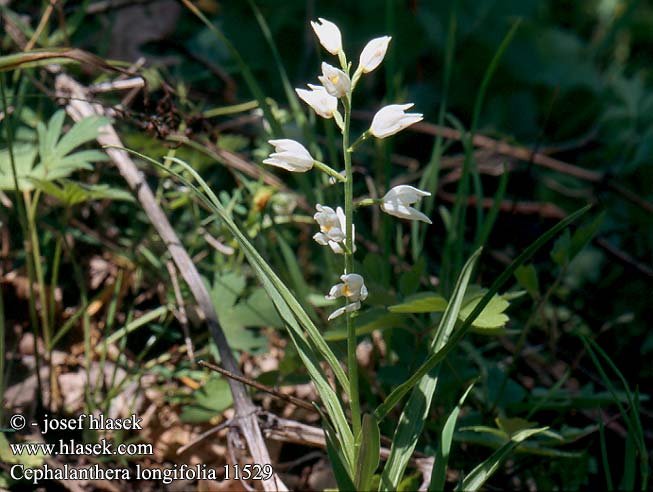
374,204 -> 591,421
111,147 -> 355,464
460,427 -> 548,491
429,382 -> 476,491
598,407 -> 614,491
581,336 -> 648,490
355,413 -> 381,492
380,249 -> 482,490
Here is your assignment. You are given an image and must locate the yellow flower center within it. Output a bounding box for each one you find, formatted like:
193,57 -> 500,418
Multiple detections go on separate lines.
329,74 -> 339,85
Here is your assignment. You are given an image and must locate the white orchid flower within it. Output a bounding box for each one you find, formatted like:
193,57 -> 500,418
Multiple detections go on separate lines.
370,103 -> 423,139
380,185 -> 432,223
310,18 -> 343,55
296,84 -> 339,120
313,204 -> 355,254
325,273 -> 368,320
358,36 -> 392,74
263,139 -> 314,172
318,62 -> 351,98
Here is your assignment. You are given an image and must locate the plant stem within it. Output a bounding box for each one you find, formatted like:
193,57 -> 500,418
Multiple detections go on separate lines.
313,160 -> 346,182
342,96 -> 361,439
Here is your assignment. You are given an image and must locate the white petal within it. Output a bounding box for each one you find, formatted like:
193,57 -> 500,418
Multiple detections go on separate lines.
311,18 -> 343,55
370,103 -> 423,138
313,232 -> 330,245
359,36 -> 391,73
327,301 -> 361,321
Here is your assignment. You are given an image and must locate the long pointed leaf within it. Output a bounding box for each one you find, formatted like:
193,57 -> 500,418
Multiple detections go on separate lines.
429,382 -> 475,491
355,414 -> 381,492
113,147 -> 355,462
460,427 -> 548,491
380,249 -> 481,491
374,204 -> 591,421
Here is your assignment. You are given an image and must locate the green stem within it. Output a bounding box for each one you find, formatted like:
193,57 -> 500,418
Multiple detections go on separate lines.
313,160 -> 346,182
347,130 -> 370,153
356,198 -> 382,208
342,96 -> 361,440
0,74 -> 44,403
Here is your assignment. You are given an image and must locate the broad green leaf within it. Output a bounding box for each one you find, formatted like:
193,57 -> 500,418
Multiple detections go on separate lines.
0,144 -> 37,189
210,274 -> 280,353
355,414 -> 380,492
388,293 -> 448,313
29,179 -> 133,206
0,112 -> 108,191
181,375 -> 233,423
0,432 -> 48,467
380,249 -> 481,491
459,287 -> 514,330
460,427 -> 548,491
429,382 -> 475,491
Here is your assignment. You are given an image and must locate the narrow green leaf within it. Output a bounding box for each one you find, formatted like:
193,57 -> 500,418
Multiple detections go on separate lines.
430,382 -> 475,491
460,427 -> 548,491
355,414 -> 381,492
380,250 -> 481,491
317,405 -> 356,491
114,148 -> 355,466
374,205 -> 591,421
598,408 -> 614,491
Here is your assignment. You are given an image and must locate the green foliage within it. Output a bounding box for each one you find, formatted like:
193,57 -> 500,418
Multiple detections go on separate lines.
0,110 -> 108,190
180,375 -> 233,423
210,272 -> 282,353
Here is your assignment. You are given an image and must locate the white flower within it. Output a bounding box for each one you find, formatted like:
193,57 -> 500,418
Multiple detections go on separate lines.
327,301 -> 362,321
271,192 -> 297,216
380,185 -> 432,223
370,103 -> 423,139
326,273 -> 368,320
358,36 -> 391,73
313,204 -> 355,254
296,84 -> 339,119
318,62 -> 351,98
263,139 -> 314,172
310,18 -> 343,55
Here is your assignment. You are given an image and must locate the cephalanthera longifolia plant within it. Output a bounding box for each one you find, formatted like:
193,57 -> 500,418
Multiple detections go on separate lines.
126,16 -> 589,492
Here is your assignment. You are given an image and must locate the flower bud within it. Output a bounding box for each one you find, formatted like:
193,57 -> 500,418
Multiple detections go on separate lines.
263,139 -> 314,172
310,18 -> 343,55
370,103 -> 423,139
358,36 -> 391,73
380,185 -> 432,223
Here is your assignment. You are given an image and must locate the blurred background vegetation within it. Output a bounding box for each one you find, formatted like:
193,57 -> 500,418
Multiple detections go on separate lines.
1,0 -> 651,490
